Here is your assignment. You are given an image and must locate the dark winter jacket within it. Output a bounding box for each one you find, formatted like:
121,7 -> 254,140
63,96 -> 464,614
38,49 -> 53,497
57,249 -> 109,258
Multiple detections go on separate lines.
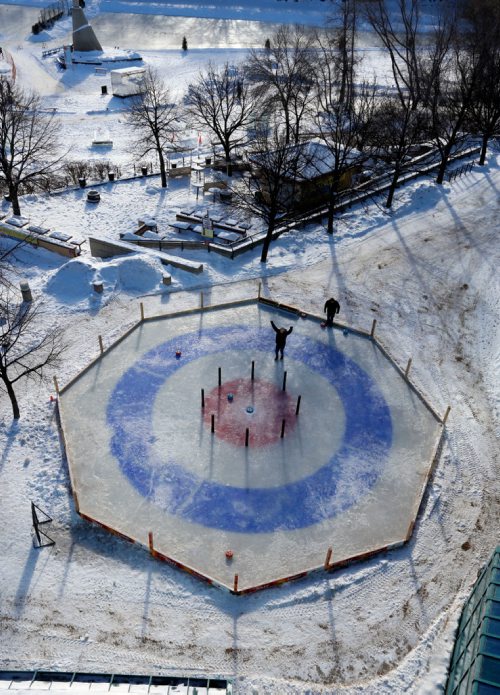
271,320 -> 293,348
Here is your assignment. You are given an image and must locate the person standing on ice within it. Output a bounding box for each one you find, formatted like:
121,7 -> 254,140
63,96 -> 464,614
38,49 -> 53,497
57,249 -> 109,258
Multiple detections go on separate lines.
270,320 -> 293,360
324,297 -> 340,327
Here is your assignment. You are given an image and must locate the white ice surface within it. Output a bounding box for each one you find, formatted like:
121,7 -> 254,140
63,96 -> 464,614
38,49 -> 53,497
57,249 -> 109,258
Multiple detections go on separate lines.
59,304 -> 440,589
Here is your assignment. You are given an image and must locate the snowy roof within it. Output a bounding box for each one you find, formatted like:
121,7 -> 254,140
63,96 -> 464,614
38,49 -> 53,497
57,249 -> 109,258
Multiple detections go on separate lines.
251,139 -> 363,182
110,66 -> 146,76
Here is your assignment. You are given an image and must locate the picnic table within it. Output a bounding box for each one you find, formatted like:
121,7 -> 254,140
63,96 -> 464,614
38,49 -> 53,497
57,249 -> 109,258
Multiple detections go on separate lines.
169,221 -> 192,231
216,230 -> 240,243
27,224 -> 50,235
6,216 -> 29,228
70,238 -> 86,252
50,231 -> 72,242
191,181 -> 204,200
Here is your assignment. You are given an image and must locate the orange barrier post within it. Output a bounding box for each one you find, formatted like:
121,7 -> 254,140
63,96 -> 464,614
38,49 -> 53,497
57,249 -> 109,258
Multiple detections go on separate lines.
148,531 -> 154,554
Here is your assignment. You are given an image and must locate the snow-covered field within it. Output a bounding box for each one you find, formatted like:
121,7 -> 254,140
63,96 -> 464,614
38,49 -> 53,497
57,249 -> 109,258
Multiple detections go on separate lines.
1,1 -> 499,694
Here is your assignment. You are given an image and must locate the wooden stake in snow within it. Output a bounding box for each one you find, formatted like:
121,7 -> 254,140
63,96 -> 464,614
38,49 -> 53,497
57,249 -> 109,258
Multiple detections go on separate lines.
324,547 -> 333,570
200,291 -> 204,309
233,574 -> 239,592
53,375 -> 59,395
370,318 -> 377,337
148,531 -> 154,553
98,334 -> 104,355
201,388 -> 205,409
442,405 -> 451,425
295,395 -> 301,416
140,302 -> 145,321
405,357 -> 412,379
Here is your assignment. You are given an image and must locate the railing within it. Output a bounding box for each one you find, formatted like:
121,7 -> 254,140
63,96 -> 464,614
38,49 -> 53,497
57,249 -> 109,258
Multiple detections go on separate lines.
42,45 -> 65,58
447,160 -> 475,182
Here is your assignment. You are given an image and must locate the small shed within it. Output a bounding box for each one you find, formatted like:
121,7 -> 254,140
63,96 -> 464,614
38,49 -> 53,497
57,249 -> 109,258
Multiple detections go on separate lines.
249,139 -> 363,212
110,67 -> 146,98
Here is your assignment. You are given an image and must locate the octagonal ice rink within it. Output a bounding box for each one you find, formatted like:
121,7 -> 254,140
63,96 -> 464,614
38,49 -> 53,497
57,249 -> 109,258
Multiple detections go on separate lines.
58,300 -> 442,592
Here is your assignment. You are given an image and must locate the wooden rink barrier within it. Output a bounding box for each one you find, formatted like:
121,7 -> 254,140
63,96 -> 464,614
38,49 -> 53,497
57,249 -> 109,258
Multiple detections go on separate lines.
54,288 -> 448,595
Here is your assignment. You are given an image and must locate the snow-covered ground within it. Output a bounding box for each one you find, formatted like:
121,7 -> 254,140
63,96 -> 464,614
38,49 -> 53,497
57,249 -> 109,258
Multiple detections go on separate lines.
1,2 -> 499,694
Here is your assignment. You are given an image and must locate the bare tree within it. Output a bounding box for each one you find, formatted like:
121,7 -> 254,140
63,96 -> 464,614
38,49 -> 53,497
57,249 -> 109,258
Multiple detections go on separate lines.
423,46 -> 476,184
185,63 -> 256,177
362,0 -> 428,206
246,25 -> 315,145
329,0 -> 358,106
0,290 -> 66,419
313,29 -> 375,233
0,78 -> 63,216
463,0 -> 500,165
468,52 -> 500,166
231,123 -> 301,263
127,69 -> 179,188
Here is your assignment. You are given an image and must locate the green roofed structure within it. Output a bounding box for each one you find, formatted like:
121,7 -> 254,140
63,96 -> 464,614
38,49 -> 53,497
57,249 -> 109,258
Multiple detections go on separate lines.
447,547 -> 500,695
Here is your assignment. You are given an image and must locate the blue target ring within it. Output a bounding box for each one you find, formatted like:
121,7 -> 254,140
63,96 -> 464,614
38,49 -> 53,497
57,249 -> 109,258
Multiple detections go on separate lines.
107,325 -> 392,533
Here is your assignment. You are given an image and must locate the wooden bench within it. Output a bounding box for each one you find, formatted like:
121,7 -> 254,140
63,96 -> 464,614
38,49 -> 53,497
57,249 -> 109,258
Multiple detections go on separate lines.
0,222 -> 79,258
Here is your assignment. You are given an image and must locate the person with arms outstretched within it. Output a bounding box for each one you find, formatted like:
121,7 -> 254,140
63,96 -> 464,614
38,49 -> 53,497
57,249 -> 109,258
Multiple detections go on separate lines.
271,320 -> 293,360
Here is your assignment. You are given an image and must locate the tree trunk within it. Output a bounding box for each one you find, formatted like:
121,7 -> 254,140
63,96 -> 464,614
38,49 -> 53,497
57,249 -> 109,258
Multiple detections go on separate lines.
10,185 -> 21,216
158,149 -> 167,188
4,377 -> 20,419
327,186 -> 336,234
385,166 -> 399,208
436,143 -> 453,184
479,132 -> 488,165
223,144 -> 233,177
436,159 -> 446,185
284,114 -> 291,145
260,219 -> 276,263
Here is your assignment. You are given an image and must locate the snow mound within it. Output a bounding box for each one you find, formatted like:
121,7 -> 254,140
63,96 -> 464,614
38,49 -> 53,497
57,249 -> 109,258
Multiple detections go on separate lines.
46,258 -> 96,303
98,255 -> 163,293
145,185 -> 161,194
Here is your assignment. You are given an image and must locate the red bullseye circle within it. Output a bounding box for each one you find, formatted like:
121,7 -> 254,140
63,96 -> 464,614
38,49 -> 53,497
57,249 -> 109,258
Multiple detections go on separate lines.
203,378 -> 297,447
